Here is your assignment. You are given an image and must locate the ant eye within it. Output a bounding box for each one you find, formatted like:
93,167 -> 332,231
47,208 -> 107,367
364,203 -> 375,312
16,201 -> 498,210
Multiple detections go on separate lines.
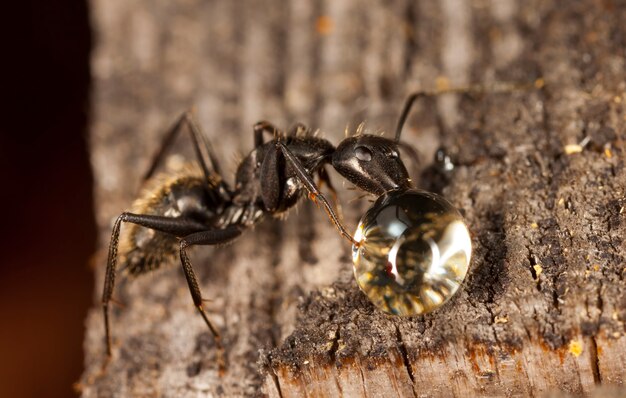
389,150 -> 398,159
355,146 -> 372,161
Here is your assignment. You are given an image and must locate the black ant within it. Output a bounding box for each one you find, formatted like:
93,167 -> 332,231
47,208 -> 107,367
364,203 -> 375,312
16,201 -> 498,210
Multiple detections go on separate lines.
101,87 -> 480,367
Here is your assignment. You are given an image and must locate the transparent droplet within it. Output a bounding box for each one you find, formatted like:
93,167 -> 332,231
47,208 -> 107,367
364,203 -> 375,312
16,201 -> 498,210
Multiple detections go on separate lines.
353,189 -> 471,316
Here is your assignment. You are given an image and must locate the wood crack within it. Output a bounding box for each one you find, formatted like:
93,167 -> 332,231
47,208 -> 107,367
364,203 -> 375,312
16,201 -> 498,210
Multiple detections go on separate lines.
589,335 -> 602,384
328,326 -> 344,397
394,324 -> 416,389
270,367 -> 284,398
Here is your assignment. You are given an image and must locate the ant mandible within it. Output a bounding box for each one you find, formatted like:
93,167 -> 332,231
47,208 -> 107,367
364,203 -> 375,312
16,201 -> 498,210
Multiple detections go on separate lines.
101,88 -> 461,366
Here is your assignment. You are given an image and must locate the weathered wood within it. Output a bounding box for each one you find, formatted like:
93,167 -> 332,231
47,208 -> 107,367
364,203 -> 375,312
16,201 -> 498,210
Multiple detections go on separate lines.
80,0 -> 625,396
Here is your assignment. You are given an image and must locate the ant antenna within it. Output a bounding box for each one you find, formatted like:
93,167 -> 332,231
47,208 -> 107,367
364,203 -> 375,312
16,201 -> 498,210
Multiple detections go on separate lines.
394,89 -> 458,142
394,92 -> 426,143
393,79 -> 545,143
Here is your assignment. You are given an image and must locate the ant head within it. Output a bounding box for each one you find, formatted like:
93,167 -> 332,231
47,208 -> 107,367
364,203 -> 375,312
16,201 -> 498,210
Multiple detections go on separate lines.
332,135 -> 412,196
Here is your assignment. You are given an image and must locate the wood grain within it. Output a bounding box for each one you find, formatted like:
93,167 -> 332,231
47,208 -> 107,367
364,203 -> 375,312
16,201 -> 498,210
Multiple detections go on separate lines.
80,0 -> 625,396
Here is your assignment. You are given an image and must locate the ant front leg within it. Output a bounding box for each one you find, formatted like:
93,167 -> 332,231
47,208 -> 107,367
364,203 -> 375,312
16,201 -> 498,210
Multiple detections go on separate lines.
316,167 -> 344,222
275,141 -> 358,246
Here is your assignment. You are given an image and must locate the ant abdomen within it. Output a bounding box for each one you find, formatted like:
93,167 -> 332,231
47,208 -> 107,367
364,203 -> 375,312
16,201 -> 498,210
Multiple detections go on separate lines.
119,165 -> 224,276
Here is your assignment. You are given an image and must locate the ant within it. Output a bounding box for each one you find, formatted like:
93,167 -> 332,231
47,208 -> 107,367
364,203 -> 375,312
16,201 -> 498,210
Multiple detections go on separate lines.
101,84 -> 499,366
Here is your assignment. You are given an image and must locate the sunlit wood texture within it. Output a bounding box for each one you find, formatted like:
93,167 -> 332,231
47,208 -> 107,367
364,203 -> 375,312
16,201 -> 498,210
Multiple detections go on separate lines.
81,0 -> 625,396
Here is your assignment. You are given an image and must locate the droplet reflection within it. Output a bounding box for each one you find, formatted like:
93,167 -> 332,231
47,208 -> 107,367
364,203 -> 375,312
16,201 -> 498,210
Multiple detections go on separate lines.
353,189 -> 471,316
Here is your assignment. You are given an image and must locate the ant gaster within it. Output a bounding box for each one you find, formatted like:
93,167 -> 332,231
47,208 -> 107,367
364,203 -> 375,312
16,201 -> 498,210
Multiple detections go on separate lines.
102,91 -> 432,366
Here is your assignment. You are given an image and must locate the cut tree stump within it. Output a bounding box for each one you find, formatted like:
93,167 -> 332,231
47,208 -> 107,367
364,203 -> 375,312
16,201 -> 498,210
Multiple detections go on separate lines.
80,0 -> 625,396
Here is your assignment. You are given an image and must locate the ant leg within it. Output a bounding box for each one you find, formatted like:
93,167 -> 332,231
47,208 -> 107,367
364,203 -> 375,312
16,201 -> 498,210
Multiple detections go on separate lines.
143,111 -> 224,183
253,121 -> 284,148
179,226 -> 242,371
259,149 -> 342,216
253,121 -> 308,148
275,142 -> 358,246
102,212 -> 208,357
259,145 -> 282,212
317,167 -> 344,222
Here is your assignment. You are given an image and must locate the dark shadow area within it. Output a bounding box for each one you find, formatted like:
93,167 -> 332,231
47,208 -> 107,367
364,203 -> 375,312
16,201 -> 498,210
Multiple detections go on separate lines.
466,209 -> 509,305
0,1 -> 95,397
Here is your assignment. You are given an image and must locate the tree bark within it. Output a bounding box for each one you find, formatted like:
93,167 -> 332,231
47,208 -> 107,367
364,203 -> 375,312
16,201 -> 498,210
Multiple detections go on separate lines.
80,0 -> 625,396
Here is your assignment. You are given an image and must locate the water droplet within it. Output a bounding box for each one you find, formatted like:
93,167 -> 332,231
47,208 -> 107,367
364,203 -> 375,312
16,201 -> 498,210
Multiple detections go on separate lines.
353,189 -> 471,316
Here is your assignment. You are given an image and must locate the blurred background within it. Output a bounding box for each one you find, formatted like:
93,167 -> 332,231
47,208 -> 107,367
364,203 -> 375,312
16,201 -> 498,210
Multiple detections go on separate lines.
1,0 -> 95,397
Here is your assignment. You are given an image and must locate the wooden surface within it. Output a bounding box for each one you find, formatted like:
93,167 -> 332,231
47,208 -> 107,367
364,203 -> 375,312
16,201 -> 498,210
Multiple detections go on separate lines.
80,0 -> 625,396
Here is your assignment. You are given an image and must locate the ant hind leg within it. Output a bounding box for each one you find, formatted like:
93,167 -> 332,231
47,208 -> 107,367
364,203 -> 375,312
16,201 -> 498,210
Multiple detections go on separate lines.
143,111 -> 225,184
102,212 -> 208,357
179,225 -> 242,372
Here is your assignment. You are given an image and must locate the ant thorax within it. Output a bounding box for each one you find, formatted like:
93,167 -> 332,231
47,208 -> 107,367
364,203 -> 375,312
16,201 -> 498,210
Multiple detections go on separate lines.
231,135 -> 335,216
